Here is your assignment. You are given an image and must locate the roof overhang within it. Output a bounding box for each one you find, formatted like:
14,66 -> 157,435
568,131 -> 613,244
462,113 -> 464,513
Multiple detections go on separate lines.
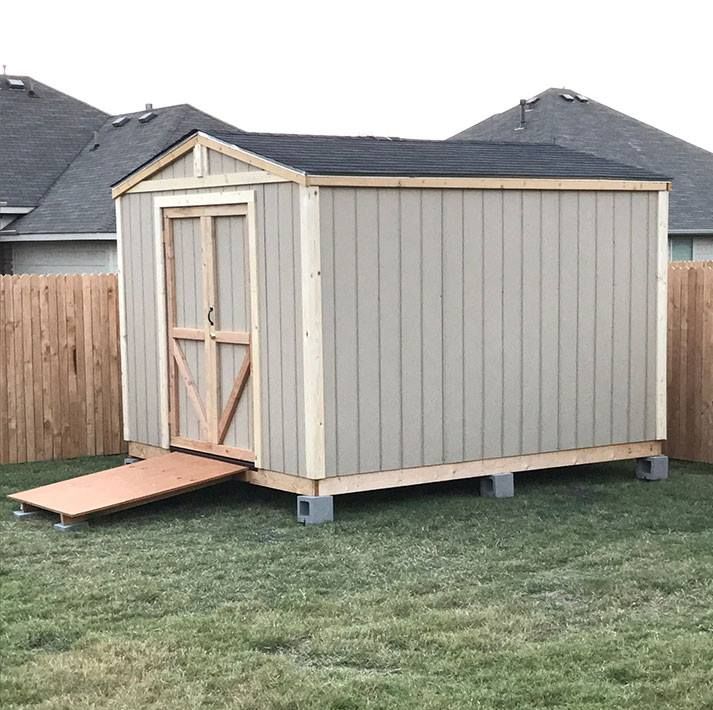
669,229 -> 713,236
0,206 -> 34,215
111,130 -> 673,198
0,232 -> 115,243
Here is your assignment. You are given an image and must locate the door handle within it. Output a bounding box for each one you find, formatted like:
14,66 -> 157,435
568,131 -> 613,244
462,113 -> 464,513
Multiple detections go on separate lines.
207,306 -> 216,339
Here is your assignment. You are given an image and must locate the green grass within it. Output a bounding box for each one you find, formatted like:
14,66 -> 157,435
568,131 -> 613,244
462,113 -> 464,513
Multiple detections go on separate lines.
3,457 -> 713,708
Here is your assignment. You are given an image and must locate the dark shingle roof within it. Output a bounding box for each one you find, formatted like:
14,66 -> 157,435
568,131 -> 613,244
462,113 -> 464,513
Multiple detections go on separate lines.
451,88 -> 710,231
12,105 -> 242,234
207,130 -> 667,181
0,76 -> 108,207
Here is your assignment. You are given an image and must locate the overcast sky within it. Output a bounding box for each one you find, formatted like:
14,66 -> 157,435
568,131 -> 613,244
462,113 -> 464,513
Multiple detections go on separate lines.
4,0 -> 711,151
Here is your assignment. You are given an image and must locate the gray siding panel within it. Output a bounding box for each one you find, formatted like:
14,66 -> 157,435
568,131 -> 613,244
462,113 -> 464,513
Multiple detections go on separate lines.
320,186 -> 660,477
482,192 -> 504,458
462,192 -> 484,461
521,192 -> 542,454
400,190 -> 423,469
120,181 -> 305,475
502,191 -> 523,456
377,190 -> 402,470
442,191 -> 465,462
421,190 -> 444,463
594,193 -> 615,445
356,189 -> 381,473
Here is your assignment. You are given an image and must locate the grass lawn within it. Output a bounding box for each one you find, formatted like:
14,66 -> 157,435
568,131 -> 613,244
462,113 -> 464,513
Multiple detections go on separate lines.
3,457 -> 713,709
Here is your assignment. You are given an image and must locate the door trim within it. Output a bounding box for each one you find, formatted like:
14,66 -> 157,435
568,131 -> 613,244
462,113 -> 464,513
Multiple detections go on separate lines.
152,191 -> 262,467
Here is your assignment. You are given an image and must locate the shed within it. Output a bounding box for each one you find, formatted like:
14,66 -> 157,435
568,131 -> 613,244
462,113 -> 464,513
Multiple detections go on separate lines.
111,131 -> 670,515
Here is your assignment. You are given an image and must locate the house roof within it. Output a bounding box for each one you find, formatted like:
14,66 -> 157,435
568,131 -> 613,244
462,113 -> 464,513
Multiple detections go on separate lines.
451,87 -> 712,232
0,75 -> 108,208
10,105 -> 242,235
204,130 -> 668,181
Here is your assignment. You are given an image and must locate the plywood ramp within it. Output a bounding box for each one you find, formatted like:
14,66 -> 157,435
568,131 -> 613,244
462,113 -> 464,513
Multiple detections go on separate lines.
8,452 -> 246,523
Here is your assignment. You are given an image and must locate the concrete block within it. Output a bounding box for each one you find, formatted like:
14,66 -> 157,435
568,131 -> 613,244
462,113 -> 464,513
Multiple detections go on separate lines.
636,455 -> 669,481
297,495 -> 334,524
480,472 -> 515,498
53,520 -> 89,533
123,456 -> 140,465
13,509 -> 41,520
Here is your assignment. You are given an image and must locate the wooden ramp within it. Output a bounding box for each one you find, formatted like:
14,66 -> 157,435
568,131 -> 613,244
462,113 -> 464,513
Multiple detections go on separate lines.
8,452 -> 247,526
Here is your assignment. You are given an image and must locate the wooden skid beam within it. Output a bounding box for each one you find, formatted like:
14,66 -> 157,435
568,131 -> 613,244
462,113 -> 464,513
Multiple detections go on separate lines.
315,441 -> 663,496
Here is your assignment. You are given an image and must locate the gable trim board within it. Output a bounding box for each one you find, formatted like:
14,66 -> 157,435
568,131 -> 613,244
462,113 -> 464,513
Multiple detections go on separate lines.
116,134 -> 669,497
112,132 -> 671,198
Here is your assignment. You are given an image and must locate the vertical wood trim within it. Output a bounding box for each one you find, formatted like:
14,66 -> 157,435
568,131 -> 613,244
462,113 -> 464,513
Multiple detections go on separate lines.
153,202 -> 170,448
115,197 -> 131,441
656,190 -> 668,439
299,185 -> 326,479
193,144 -> 208,178
202,215 -> 219,441
247,196 -> 263,467
163,216 -> 179,436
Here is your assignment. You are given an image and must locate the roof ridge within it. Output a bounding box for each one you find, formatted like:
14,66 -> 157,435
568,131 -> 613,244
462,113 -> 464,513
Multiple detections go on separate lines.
4,75 -> 110,118
217,129 -> 595,149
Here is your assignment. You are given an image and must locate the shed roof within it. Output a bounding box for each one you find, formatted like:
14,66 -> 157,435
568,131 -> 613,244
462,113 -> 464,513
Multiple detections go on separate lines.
0,75 -> 108,208
11,105 -> 242,235
206,130 -> 668,181
452,87 -> 707,231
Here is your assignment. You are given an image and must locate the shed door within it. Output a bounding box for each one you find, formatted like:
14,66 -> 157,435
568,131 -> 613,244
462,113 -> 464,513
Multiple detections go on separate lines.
163,204 -> 255,462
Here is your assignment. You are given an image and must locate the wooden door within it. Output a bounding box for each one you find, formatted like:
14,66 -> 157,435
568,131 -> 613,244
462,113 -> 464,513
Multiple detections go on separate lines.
163,204 -> 255,462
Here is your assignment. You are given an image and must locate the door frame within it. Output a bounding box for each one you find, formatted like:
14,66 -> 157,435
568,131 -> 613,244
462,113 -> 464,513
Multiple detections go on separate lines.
152,191 -> 262,466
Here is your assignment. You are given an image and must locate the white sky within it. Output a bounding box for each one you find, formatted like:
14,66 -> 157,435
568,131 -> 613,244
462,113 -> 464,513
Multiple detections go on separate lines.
4,0 -> 712,150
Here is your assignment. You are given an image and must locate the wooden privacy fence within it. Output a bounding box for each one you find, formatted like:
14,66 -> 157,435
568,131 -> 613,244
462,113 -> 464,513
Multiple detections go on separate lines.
667,261 -> 713,463
0,274 -> 124,465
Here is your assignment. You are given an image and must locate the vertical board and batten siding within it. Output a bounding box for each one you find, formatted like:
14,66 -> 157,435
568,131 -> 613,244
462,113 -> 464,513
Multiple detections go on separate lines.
119,150 -> 306,475
147,152 -> 195,180
319,187 -> 659,477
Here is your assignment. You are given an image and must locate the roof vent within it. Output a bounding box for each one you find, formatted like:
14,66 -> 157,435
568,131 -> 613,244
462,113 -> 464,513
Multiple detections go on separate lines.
515,98 -> 527,131
560,93 -> 575,102
525,96 -> 540,108
7,78 -> 25,89
138,111 -> 157,124
89,131 -> 100,151
27,80 -> 38,97
575,94 -> 589,103
112,115 -> 130,127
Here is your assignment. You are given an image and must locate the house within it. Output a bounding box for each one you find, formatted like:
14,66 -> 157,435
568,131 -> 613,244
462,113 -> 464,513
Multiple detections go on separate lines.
0,74 -> 240,274
452,88 -> 713,260
109,129 -> 669,521
0,75 -> 107,270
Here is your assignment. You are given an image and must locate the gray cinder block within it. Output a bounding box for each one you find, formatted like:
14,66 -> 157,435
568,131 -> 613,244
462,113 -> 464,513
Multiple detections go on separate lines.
480,472 -> 515,498
636,455 -> 669,481
13,509 -> 41,520
123,456 -> 140,465
53,521 -> 89,532
297,495 -> 334,524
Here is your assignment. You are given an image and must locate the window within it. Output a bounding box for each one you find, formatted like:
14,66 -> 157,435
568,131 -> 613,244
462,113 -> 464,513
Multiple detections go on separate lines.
670,237 -> 693,261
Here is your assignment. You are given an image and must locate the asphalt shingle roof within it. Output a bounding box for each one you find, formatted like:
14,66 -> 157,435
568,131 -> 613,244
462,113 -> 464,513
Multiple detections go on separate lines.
206,130 -> 667,181
12,105 -> 242,234
0,76 -> 107,207
451,88 -> 711,231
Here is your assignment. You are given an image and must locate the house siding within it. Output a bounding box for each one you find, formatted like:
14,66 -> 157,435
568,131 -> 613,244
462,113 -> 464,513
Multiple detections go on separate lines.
11,240 -> 117,274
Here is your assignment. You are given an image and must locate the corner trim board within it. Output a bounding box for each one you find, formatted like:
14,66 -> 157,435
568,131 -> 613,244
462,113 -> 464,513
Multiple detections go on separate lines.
656,190 -> 669,439
299,186 -> 326,479
115,197 -> 130,441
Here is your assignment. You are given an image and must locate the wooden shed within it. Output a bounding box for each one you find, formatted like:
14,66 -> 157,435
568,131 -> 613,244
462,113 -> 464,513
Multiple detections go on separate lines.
111,130 -> 670,514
